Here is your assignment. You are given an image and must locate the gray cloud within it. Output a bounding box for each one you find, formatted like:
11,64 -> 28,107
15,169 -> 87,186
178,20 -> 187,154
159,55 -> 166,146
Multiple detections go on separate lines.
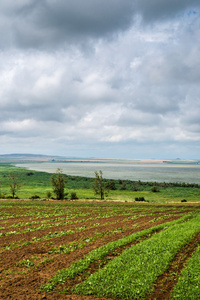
0,1 -> 199,50
0,1 -> 200,158
135,0 -> 200,23
0,0 -> 135,49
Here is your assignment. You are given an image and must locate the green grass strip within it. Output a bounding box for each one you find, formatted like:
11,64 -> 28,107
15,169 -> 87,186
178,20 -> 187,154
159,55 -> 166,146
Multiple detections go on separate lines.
171,246 -> 200,299
73,214 -> 200,299
40,214 -> 193,292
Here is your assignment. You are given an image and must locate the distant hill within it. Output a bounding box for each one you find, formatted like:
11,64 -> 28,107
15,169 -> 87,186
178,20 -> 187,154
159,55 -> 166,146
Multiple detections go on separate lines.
0,154 -> 62,162
1,154 -> 199,164
163,159 -> 200,165
0,154 -> 100,163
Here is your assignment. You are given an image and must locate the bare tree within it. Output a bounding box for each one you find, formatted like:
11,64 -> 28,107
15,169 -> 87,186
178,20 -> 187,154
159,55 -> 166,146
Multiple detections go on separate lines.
93,170 -> 104,200
8,172 -> 23,198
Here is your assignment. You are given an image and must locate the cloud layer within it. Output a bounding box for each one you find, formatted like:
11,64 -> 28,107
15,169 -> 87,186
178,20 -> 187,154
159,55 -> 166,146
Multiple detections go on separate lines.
0,0 -> 200,158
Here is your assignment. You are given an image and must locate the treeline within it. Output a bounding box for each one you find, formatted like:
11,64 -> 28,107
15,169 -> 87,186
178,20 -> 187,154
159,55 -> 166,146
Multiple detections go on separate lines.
72,177 -> 200,191
57,174 -> 200,191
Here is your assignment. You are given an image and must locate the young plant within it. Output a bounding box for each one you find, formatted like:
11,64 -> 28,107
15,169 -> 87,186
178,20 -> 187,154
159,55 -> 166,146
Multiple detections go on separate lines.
172,246 -> 200,299
73,215 -> 200,299
40,214 -> 192,293
16,259 -> 34,267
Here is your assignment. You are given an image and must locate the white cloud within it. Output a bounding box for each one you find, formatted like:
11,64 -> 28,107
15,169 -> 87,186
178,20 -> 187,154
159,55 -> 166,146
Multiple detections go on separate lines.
0,2 -> 200,158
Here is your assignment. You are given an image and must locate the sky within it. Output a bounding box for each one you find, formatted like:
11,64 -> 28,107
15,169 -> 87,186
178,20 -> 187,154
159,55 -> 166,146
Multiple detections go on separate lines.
0,0 -> 200,159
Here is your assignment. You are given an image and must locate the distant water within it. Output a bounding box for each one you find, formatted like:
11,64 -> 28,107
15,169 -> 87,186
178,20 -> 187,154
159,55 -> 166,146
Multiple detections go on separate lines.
16,160 -> 200,184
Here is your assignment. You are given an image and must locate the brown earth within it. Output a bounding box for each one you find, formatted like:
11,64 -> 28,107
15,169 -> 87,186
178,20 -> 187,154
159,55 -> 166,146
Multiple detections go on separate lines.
0,201 -> 199,300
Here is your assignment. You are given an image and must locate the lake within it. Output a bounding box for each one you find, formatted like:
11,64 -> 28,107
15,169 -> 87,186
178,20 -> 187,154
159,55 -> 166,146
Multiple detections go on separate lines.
16,159 -> 200,184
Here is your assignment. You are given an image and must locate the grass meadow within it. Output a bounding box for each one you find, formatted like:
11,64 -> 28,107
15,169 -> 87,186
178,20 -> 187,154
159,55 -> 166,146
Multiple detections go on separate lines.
0,162 -> 200,203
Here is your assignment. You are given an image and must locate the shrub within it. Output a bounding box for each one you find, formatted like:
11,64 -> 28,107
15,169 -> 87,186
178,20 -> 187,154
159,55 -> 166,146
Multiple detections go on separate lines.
64,193 -> 69,200
120,181 -> 127,190
6,195 -> 19,199
26,172 -> 34,176
70,192 -> 78,200
105,180 -> 116,190
151,186 -> 160,192
132,184 -> 138,191
30,195 -> 40,200
135,197 -> 145,202
181,199 -> 187,202
46,191 -> 52,200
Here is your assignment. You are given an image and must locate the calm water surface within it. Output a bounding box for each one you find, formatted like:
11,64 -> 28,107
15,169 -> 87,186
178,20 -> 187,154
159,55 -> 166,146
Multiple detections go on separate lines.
16,161 -> 200,184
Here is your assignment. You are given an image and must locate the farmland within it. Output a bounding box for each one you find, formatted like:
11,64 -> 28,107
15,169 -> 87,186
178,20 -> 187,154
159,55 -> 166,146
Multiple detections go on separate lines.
0,200 -> 200,299
0,162 -> 200,299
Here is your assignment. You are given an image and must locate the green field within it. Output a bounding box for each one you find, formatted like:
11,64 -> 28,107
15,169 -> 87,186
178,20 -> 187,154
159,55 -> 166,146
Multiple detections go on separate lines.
0,162 -> 200,203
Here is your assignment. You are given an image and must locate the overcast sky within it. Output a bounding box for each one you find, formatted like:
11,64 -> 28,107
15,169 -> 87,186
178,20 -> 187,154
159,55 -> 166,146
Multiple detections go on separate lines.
0,0 -> 200,159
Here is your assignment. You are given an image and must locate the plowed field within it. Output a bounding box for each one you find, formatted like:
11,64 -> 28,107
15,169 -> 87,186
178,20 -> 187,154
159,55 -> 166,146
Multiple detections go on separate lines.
0,200 -> 200,299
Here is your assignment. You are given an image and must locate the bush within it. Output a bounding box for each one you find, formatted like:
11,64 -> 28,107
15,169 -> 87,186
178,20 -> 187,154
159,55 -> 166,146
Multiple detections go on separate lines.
64,193 -> 69,200
5,195 -> 19,199
181,199 -> 187,202
120,181 -> 127,190
105,180 -> 116,190
151,186 -> 160,193
70,192 -> 78,200
26,172 -> 34,176
135,197 -> 145,202
46,191 -> 52,200
132,185 -> 138,191
30,195 -> 40,200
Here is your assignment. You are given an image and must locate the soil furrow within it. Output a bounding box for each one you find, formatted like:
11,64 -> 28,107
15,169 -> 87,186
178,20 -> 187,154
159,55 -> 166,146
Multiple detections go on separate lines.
0,200 -> 198,300
146,232 -> 200,300
0,217 -> 178,299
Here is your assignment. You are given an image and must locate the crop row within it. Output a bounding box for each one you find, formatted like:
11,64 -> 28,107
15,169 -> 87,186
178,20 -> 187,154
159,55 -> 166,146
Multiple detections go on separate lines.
71,214 -> 200,299
0,210 -> 145,237
0,201 -> 192,217
1,200 -> 190,223
1,225 -> 130,280
0,210 -> 141,230
1,201 -> 200,299
1,203 -> 182,236
0,211 -> 180,254
41,214 -> 193,293
1,218 -> 129,252
171,245 -> 200,299
2,208 -> 163,286
3,209 -> 162,258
